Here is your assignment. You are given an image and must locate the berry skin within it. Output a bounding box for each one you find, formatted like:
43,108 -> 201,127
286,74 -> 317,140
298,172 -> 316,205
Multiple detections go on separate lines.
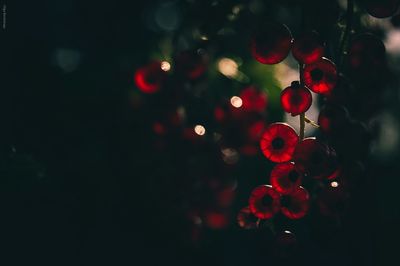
134,61 -> 167,93
365,0 -> 400,18
303,58 -> 337,95
292,137 -> 337,179
237,206 -> 259,229
250,23 -> 293,64
260,123 -> 299,163
248,185 -> 281,219
240,86 -> 268,113
280,81 -> 312,116
280,186 -> 310,219
270,162 -> 303,195
292,31 -> 325,64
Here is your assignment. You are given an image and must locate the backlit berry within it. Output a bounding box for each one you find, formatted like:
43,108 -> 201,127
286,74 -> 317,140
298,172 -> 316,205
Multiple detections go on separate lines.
134,61 -> 167,93
250,23 -> 293,64
270,162 -> 303,195
240,86 -> 268,113
237,206 -> 259,229
260,123 -> 299,163
280,81 -> 312,116
303,58 -> 337,95
292,138 -> 337,179
292,31 -> 325,64
318,104 -> 350,135
248,185 -> 281,219
280,186 -> 310,219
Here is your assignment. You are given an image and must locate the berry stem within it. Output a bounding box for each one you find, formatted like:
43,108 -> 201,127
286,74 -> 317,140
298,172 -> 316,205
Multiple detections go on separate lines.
339,0 -> 354,67
304,116 -> 320,128
300,113 -> 305,140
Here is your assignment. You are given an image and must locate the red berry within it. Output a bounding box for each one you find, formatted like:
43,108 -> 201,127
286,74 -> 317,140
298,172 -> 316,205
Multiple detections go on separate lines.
237,206 -> 259,229
248,185 -> 281,219
134,61 -> 167,93
303,58 -> 337,95
292,31 -> 325,64
292,138 -> 337,179
270,162 -> 303,195
365,0 -> 400,18
280,186 -> 310,219
348,34 -> 386,73
280,81 -> 312,116
260,123 -> 299,163
318,182 -> 348,217
250,23 -> 293,64
175,50 -> 207,79
240,86 -> 268,113
204,210 -> 230,229
318,104 -> 349,135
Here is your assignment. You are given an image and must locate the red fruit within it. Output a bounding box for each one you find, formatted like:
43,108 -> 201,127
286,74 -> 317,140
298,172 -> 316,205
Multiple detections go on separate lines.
248,185 -> 281,219
250,23 -> 293,64
280,186 -> 310,219
270,162 -> 303,195
348,34 -> 386,73
292,138 -> 337,179
318,182 -> 349,217
134,61 -> 167,93
318,104 -> 349,135
303,58 -> 337,95
280,81 -> 312,116
292,31 -> 325,64
240,86 -> 268,113
237,206 -> 259,229
260,123 -> 299,163
175,50 -> 207,79
365,0 -> 400,18
204,210 -> 230,229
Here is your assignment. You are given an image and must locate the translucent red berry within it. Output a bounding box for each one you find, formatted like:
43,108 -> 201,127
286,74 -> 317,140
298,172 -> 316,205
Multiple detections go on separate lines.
365,0 -> 400,18
303,58 -> 337,95
237,206 -> 259,229
134,61 -> 167,93
204,210 -> 230,229
348,34 -> 386,73
280,81 -> 312,116
248,185 -> 281,219
270,162 -> 303,195
250,23 -> 293,64
292,137 -> 337,179
280,186 -> 310,219
292,31 -> 325,64
260,123 -> 299,163
240,86 -> 268,113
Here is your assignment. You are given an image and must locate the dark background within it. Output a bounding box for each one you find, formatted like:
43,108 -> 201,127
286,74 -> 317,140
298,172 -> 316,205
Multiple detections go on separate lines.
2,0 -> 400,265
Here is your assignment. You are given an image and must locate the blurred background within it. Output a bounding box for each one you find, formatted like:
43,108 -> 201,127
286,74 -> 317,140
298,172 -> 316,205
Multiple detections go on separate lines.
2,0 -> 400,265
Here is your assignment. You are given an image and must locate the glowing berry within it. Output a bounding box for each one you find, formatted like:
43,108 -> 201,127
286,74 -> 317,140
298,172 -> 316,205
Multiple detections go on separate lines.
303,58 -> 337,95
260,123 -> 299,163
280,186 -> 310,219
250,23 -> 293,64
248,185 -> 281,219
365,0 -> 400,18
240,86 -> 268,113
280,81 -> 312,116
134,61 -> 167,93
270,162 -> 303,195
292,137 -> 337,179
237,206 -> 259,229
292,31 -> 325,64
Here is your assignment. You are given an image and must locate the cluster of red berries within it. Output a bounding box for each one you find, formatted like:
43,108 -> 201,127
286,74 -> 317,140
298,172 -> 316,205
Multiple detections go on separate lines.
239,23 -> 341,229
